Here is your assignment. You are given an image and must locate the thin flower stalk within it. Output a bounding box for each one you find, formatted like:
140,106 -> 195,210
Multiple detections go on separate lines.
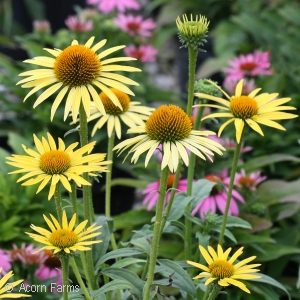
61,257 -> 69,300
54,183 -> 63,224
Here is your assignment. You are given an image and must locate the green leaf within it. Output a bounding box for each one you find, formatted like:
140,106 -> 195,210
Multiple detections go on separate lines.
102,267 -> 145,299
241,154 -> 300,172
167,192 -> 194,221
250,273 -> 291,300
157,259 -> 196,297
211,226 -> 237,244
129,237 -> 150,255
92,279 -> 132,295
96,248 -> 144,270
64,128 -> 79,137
106,178 -> 149,190
246,281 -> 279,300
191,179 -> 216,209
7,132 -> 32,154
232,229 -> 275,245
111,258 -> 146,269
0,147 -> 10,174
239,214 -> 272,233
217,215 -> 252,229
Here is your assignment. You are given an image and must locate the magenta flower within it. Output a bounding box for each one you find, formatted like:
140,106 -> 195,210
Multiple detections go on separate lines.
36,250 -> 62,289
142,174 -> 188,210
234,169 -> 267,191
223,78 -> 256,95
87,0 -> 140,14
209,135 -> 252,154
114,14 -> 156,37
10,243 -> 44,266
192,169 -> 245,219
65,15 -> 93,32
124,44 -> 158,62
223,50 -> 272,81
0,249 -> 11,274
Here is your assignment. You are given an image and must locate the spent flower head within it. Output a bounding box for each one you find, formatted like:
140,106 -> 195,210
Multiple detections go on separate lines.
187,245 -> 261,293
113,104 -> 225,172
6,132 -> 111,200
26,211 -> 102,255
176,14 -> 209,50
195,79 -> 298,143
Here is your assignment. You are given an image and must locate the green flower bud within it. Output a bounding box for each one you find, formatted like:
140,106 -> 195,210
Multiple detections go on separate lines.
176,14 -> 209,50
247,202 -> 267,217
204,211 -> 219,225
194,79 -> 222,99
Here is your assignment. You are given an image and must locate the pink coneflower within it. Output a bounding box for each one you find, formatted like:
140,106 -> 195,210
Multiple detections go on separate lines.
65,15 -> 93,32
223,50 -> 272,81
209,136 -> 252,153
124,44 -> 158,62
192,169 -> 245,219
234,169 -> 267,191
223,78 -> 256,95
10,243 -> 44,267
35,250 -> 62,287
0,249 -> 11,274
114,14 -> 156,37
142,174 -> 188,210
87,0 -> 140,14
33,20 -> 51,33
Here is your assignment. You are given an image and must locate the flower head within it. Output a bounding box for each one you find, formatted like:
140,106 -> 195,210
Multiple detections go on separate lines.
223,50 -> 272,82
17,36 -> 141,121
114,14 -> 156,37
65,15 -> 93,32
6,132 -> 111,200
208,136 -> 252,153
235,169 -> 267,191
124,44 -> 158,62
196,79 -> 298,143
192,169 -> 245,219
10,244 -> 44,267
0,267 -> 31,298
87,0 -> 140,14
26,211 -> 102,255
88,88 -> 154,138
33,20 -> 51,33
0,250 -> 11,274
187,245 -> 261,293
113,104 -> 225,172
142,174 -> 188,210
176,14 -> 209,50
223,78 -> 256,95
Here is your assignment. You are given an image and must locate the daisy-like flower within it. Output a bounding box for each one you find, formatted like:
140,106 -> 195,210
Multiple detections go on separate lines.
124,45 -> 158,63
223,78 -> 256,95
192,169 -> 245,219
142,174 -> 188,210
114,14 -> 156,37
6,132 -> 111,200
88,88 -> 154,138
113,104 -> 225,172
0,250 -> 11,274
10,244 -> 44,267
17,36 -> 141,122
26,210 -> 102,254
196,79 -> 298,143
235,169 -> 267,191
0,267 -> 31,298
209,136 -> 252,153
65,15 -> 93,32
187,245 -> 261,293
223,50 -> 272,82
87,0 -> 140,14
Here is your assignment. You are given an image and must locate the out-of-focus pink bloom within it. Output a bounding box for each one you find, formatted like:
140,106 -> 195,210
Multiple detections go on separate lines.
10,243 -> 44,267
0,249 -> 11,274
234,169 -> 267,191
124,44 -> 158,62
223,50 -> 272,81
87,0 -> 140,14
209,136 -> 252,153
192,169 -> 245,219
79,8 -> 99,19
36,250 -> 62,290
33,20 -> 51,33
65,15 -> 93,32
114,14 -> 156,37
223,78 -> 256,95
142,174 -> 188,210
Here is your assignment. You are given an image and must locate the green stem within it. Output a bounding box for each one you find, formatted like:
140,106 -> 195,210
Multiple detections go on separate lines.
218,130 -> 244,245
54,183 -> 63,225
143,167 -> 169,300
61,256 -> 69,300
202,284 -> 211,300
70,257 -> 92,300
79,103 -> 97,289
207,284 -> 222,300
141,258 -> 150,281
70,181 -> 78,222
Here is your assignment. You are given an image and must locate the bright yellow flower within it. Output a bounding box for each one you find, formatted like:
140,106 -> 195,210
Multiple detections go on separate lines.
0,268 -> 31,298
87,88 -> 154,138
195,79 -> 298,143
6,132 -> 111,200
26,211 -> 102,254
17,37 -> 141,122
187,245 -> 261,294
113,104 -> 225,172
